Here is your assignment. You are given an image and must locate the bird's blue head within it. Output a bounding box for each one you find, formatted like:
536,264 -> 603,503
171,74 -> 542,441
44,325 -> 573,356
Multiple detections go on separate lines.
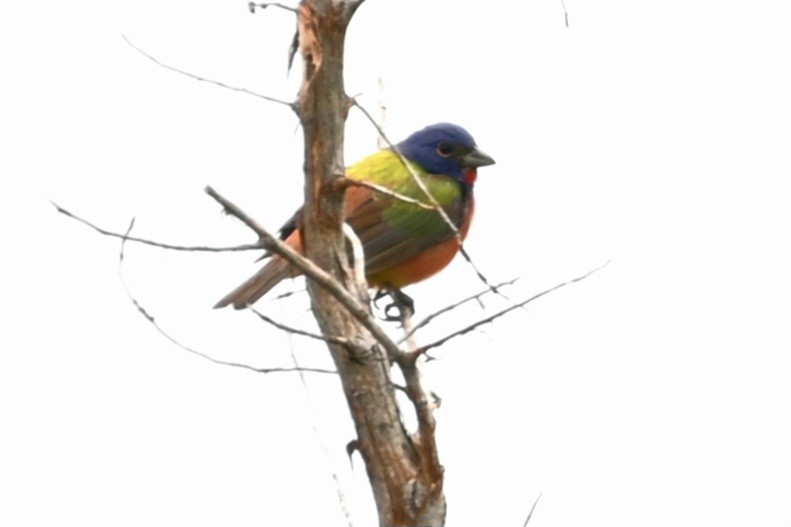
395,123 -> 495,185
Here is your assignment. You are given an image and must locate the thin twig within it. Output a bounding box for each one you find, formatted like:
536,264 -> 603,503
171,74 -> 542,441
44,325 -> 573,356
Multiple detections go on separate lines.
333,177 -> 435,210
53,202 -> 261,252
117,218 -> 335,376
560,0 -> 569,28
413,261 -> 611,356
248,1 -> 298,13
522,492 -> 543,526
376,77 -> 388,150
206,186 -> 404,359
250,307 -> 354,349
401,278 -> 519,343
122,35 -> 296,109
458,246 -> 498,292
204,187 -> 275,245
274,294 -> 356,527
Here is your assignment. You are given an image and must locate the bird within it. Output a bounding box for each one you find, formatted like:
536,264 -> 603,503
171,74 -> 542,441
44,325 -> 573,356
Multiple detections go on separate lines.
214,123 -> 495,310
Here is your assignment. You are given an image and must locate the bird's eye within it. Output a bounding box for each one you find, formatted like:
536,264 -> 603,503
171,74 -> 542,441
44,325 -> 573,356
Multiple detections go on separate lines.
436,142 -> 454,157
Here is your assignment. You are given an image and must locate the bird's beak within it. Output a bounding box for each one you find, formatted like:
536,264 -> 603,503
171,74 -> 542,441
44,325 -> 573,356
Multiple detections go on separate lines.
461,146 -> 495,167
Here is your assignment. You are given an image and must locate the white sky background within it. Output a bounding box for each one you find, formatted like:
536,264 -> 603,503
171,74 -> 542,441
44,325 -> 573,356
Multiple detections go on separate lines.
0,0 -> 788,525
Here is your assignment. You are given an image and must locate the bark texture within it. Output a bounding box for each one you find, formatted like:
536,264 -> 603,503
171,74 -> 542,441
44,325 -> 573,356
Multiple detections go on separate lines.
295,1 -> 446,525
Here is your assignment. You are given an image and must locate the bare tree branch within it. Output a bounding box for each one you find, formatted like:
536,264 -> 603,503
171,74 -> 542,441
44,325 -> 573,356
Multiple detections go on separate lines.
205,186 -> 403,359
122,35 -> 296,109
204,186 -> 275,245
53,202 -> 261,252
413,261 -> 611,356
54,190 -> 402,359
117,218 -> 336,376
392,298 -> 442,502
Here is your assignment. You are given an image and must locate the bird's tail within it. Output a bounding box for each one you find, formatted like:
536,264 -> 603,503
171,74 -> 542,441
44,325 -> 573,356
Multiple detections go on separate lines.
214,256 -> 298,309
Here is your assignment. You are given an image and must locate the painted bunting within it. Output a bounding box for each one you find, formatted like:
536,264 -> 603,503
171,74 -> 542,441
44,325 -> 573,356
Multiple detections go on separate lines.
215,123 -> 494,309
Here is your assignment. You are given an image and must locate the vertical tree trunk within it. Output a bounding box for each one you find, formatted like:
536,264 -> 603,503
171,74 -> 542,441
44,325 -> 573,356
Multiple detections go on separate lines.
295,1 -> 446,525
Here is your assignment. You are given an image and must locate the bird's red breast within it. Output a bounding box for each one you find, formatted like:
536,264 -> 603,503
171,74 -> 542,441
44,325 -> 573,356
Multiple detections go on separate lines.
365,196 -> 475,288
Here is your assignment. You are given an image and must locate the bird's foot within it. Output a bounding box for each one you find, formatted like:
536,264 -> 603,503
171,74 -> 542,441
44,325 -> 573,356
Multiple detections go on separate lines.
373,288 -> 415,322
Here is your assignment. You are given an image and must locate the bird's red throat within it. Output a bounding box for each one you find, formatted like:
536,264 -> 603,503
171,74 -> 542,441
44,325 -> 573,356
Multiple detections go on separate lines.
462,168 -> 477,185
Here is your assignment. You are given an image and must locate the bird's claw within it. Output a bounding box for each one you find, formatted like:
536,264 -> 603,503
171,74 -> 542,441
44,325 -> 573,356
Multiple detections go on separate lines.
373,288 -> 415,322
383,302 -> 402,321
